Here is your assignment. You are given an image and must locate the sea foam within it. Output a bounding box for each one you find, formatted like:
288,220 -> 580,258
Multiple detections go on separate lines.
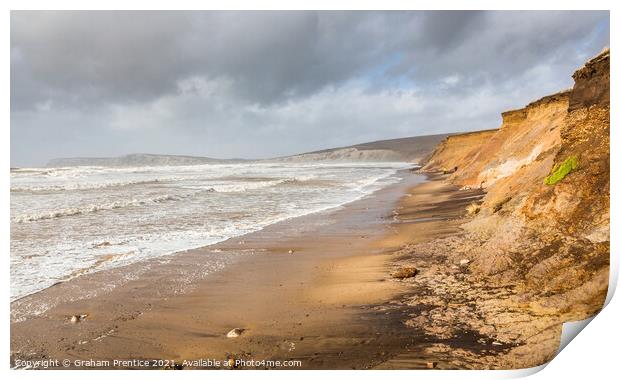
10,162 -> 409,301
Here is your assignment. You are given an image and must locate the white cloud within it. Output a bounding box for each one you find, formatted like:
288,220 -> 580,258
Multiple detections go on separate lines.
441,74 -> 461,87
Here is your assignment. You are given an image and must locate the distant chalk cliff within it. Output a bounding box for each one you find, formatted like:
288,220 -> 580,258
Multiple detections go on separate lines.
46,133 -> 450,167
269,134 -> 450,163
46,153 -> 247,167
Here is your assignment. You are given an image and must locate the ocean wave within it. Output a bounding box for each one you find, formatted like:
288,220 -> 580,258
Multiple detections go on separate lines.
11,175 -> 289,193
277,178 -> 336,187
207,176 -> 336,192
11,166 -> 105,177
11,192 -> 207,223
10,168 -> 54,175
10,178 -> 166,192
208,179 -> 288,192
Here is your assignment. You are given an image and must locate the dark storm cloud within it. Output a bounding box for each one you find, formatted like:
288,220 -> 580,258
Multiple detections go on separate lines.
10,10 -> 610,166
11,11 -> 405,108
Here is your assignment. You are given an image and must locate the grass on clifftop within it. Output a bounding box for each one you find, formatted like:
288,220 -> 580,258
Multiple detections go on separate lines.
544,156 -> 578,185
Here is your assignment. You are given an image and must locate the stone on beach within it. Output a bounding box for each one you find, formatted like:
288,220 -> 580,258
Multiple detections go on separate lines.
226,328 -> 245,338
459,259 -> 470,266
70,314 -> 88,324
391,267 -> 418,279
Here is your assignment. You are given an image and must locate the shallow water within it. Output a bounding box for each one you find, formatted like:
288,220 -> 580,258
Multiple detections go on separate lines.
10,162 -> 411,300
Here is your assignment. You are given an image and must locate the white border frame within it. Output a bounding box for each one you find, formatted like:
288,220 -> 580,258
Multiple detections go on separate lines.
3,2 -> 616,379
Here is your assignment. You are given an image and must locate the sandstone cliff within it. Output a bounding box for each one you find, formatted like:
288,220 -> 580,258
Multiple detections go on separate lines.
404,49 -> 610,368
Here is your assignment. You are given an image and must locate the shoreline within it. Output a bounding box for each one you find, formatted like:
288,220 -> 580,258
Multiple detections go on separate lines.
11,171 -> 484,369
10,164 -> 410,303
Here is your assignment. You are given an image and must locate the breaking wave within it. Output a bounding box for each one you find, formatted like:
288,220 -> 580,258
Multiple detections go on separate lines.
10,179 -> 165,192
11,192 -> 199,223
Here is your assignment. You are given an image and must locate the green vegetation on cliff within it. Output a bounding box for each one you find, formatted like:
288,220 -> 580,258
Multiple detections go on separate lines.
544,156 -> 578,185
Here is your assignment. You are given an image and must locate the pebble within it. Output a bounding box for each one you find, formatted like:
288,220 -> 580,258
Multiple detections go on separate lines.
391,267 -> 418,279
70,314 -> 88,324
226,328 -> 245,338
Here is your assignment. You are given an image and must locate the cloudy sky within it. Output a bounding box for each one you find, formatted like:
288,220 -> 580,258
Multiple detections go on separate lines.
11,11 -> 609,166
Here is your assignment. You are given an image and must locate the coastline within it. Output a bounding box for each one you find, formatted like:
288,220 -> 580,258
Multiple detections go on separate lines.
10,162 -> 410,302
11,170 -> 482,369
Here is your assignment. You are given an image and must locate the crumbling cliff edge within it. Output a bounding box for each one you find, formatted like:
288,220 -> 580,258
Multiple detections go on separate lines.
391,49 -> 610,369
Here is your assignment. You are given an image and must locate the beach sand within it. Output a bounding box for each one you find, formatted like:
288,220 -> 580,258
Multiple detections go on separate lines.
11,171 -> 481,369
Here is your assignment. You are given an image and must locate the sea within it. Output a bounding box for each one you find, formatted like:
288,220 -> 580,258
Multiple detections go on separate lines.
10,162 -> 411,301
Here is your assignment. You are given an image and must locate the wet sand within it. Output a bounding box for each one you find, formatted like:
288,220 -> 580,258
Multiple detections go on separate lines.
11,171 -> 481,369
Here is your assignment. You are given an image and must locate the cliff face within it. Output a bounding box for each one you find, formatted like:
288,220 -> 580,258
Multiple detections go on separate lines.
412,49 -> 610,368
421,129 -> 498,173
424,91 -> 570,190
272,134 -> 450,163
569,50 -> 610,111
271,147 -> 408,162
458,50 -> 610,295
48,134 -> 449,167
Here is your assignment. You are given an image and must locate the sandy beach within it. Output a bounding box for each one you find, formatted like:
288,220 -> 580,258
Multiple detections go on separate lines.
11,170 -> 484,369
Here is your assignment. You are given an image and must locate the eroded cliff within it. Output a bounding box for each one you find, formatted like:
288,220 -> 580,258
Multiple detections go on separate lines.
401,49 -> 610,368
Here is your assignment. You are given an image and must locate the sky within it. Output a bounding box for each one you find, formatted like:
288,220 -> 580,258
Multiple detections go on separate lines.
10,10 -> 610,167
